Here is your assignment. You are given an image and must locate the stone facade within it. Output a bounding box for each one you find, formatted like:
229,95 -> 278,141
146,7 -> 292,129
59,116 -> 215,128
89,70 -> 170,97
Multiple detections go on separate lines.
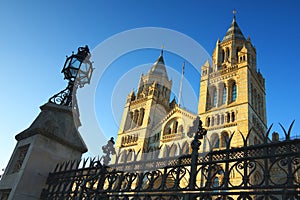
198,16 -> 267,150
114,51 -> 197,162
114,16 -> 267,163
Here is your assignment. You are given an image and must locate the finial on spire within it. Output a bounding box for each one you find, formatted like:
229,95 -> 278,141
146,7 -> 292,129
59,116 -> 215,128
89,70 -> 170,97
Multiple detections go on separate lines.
161,44 -> 165,56
233,9 -> 237,21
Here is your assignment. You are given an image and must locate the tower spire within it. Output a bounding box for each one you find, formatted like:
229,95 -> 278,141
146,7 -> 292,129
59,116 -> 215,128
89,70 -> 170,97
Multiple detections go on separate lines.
222,9 -> 245,42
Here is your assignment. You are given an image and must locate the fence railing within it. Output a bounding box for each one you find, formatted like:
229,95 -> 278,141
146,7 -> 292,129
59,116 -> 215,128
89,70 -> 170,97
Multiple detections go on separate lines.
41,122 -> 300,200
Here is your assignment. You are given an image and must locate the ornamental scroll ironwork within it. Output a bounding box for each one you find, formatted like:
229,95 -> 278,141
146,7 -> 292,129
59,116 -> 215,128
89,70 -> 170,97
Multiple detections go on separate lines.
49,82 -> 79,112
101,137 -> 116,166
41,122 -> 300,199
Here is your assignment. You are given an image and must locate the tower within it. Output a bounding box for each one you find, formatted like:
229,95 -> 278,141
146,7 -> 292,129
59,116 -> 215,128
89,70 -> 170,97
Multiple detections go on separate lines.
115,50 -> 173,162
198,14 -> 267,150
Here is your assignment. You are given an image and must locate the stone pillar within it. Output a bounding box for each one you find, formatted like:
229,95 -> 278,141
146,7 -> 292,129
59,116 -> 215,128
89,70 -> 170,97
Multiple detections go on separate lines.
0,102 -> 87,200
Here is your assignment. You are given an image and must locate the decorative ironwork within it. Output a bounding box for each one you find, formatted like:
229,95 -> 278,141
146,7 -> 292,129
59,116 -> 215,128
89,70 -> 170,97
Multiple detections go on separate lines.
49,45 -> 93,115
49,81 -> 79,111
41,122 -> 300,199
101,137 -> 116,166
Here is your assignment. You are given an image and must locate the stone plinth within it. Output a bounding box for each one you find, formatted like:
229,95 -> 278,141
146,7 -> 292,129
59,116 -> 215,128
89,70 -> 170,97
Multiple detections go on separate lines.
0,102 -> 87,200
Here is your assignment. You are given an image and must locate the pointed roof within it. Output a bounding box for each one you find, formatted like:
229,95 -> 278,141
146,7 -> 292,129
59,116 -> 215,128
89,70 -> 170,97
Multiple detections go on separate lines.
148,50 -> 168,78
151,105 -> 197,132
222,15 -> 246,42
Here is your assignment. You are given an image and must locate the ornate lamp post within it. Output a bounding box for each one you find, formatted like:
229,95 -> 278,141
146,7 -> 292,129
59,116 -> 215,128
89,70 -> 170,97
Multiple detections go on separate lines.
49,45 -> 93,116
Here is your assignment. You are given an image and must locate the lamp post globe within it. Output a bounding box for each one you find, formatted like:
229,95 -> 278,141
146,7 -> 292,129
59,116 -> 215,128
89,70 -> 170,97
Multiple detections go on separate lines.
62,45 -> 93,87
49,45 -> 93,116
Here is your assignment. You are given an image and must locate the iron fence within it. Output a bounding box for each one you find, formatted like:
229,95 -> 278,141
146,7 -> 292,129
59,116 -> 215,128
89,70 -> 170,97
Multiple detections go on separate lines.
41,123 -> 300,200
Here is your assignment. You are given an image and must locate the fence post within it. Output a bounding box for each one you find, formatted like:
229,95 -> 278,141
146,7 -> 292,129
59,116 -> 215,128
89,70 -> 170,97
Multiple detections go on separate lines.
188,119 -> 207,199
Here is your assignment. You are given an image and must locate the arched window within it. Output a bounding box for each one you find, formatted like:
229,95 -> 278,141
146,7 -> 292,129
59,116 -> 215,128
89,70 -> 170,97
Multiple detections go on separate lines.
212,88 -> 217,107
231,112 -> 235,122
182,142 -> 189,155
206,117 -> 211,127
221,49 -> 225,63
231,82 -> 237,102
127,149 -> 133,162
227,113 -> 230,123
169,145 -> 177,157
236,47 -> 242,62
120,150 -> 127,163
164,118 -> 179,135
121,137 -> 125,146
226,48 -> 230,60
221,132 -> 229,148
172,121 -> 178,133
133,110 -> 139,126
163,145 -> 169,157
221,114 -> 224,124
138,108 -> 144,126
178,125 -> 183,133
126,111 -> 133,130
222,86 -> 227,105
211,133 -> 220,149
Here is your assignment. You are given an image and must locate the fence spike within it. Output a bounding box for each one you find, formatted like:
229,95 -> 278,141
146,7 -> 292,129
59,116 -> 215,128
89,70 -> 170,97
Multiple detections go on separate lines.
223,133 -> 229,147
82,158 -> 89,168
228,131 -> 235,149
89,157 -> 96,167
279,123 -> 288,140
132,149 -> 140,162
76,159 -> 81,169
245,127 -> 254,143
64,160 -> 70,171
58,161 -> 65,172
238,131 -> 247,146
53,163 -> 59,173
70,160 -> 76,170
265,123 -> 273,143
279,120 -> 295,141
287,120 -> 295,140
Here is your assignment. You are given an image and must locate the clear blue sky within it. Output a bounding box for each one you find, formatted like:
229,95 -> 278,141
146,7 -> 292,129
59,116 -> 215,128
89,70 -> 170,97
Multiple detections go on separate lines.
1,1 -> 300,170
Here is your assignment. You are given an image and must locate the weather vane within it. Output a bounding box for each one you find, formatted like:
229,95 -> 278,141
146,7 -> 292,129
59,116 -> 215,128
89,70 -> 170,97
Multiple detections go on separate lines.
233,9 -> 237,20
161,44 -> 165,55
